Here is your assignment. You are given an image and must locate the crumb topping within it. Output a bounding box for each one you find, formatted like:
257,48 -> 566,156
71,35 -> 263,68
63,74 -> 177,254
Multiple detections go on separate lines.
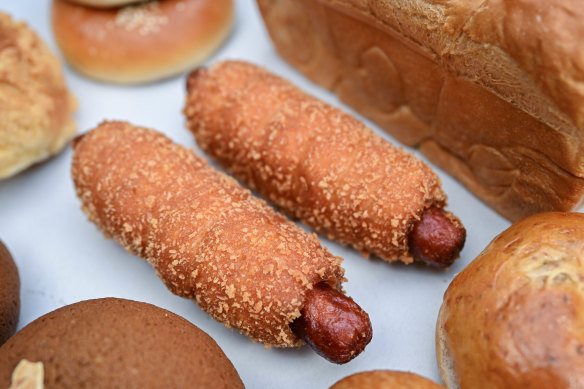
115,1 -> 168,36
9,360 -> 44,389
71,121 -> 345,347
184,60 -> 446,263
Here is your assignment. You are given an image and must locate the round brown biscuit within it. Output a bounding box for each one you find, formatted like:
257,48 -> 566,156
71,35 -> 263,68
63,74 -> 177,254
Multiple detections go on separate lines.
330,370 -> 445,389
0,298 -> 244,388
0,241 -> 20,346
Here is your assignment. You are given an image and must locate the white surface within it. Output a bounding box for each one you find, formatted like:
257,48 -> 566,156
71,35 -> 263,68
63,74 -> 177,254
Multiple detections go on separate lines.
0,1 -> 511,388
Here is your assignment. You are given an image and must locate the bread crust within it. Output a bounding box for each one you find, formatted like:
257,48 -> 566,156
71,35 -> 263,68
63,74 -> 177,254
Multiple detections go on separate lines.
184,60 -> 448,264
0,12 -> 77,179
51,0 -> 234,84
436,212 -> 584,388
65,0 -> 146,8
257,0 -> 584,221
0,298 -> 244,388
71,121 -> 345,347
0,241 -> 19,347
330,370 -> 445,388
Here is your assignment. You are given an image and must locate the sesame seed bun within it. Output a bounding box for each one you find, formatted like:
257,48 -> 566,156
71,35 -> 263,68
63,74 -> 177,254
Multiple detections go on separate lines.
51,0 -> 234,84
0,298 -> 244,388
436,212 -> 584,388
0,241 -> 19,347
329,370 -> 445,389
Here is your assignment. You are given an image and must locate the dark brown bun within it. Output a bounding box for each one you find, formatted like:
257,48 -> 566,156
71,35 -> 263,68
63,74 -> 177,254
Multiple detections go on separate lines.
330,370 -> 445,389
437,212 -> 584,388
0,12 -> 77,179
0,241 -> 19,347
0,298 -> 244,388
51,0 -> 234,84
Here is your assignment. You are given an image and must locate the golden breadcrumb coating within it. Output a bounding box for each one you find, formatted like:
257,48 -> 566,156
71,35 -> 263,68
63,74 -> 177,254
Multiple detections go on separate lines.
71,121 -> 344,347
184,60 -> 446,263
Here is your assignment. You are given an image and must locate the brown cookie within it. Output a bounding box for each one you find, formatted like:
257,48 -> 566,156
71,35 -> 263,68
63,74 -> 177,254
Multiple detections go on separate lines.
0,240 -> 20,346
0,298 -> 244,388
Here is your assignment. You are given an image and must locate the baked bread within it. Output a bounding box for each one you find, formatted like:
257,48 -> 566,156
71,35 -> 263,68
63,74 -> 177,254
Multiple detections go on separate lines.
64,0 -> 145,7
0,241 -> 19,346
0,298 -> 244,388
51,0 -> 234,84
0,12 -> 77,180
71,121 -> 372,363
257,0 -> 584,222
184,60 -> 465,267
437,212 -> 584,388
330,370 -> 445,389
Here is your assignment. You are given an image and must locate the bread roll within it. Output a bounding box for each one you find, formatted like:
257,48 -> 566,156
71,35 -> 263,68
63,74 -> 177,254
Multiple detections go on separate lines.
330,370 -> 445,389
437,212 -> 584,388
257,0 -> 584,222
65,0 -> 145,7
51,0 -> 234,84
184,60 -> 465,267
0,241 -> 19,346
71,121 -> 353,349
0,298 -> 244,388
0,12 -> 77,179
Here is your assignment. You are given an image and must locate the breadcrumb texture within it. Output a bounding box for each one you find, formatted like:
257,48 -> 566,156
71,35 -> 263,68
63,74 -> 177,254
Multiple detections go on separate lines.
437,212 -> 584,388
184,60 -> 446,264
0,12 -> 77,179
71,121 -> 344,347
257,0 -> 584,222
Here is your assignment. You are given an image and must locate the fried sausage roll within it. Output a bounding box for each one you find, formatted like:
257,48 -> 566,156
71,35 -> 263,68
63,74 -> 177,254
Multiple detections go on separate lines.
71,121 -> 371,362
183,60 -> 465,267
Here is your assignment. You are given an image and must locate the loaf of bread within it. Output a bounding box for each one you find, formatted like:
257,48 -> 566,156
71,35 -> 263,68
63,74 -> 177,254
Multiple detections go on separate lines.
437,212 -> 584,388
257,0 -> 584,221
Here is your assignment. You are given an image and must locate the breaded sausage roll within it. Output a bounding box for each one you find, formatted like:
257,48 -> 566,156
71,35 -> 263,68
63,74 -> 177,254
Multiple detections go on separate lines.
71,121 -> 361,352
184,60 -> 465,266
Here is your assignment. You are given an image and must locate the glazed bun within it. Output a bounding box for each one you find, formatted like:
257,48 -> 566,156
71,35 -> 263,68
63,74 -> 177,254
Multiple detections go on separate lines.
0,241 -> 19,346
0,298 -> 244,388
330,370 -> 445,389
0,12 -> 77,180
437,212 -> 584,389
65,0 -> 145,8
51,0 -> 234,84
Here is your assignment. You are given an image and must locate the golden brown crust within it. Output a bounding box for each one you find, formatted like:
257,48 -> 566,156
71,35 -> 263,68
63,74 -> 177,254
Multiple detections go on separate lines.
51,0 -> 234,84
0,12 -> 77,179
65,0 -> 145,8
71,121 -> 345,347
437,212 -> 584,389
257,0 -> 584,222
0,241 -> 19,347
0,298 -> 244,388
330,370 -> 445,389
184,60 -> 448,264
